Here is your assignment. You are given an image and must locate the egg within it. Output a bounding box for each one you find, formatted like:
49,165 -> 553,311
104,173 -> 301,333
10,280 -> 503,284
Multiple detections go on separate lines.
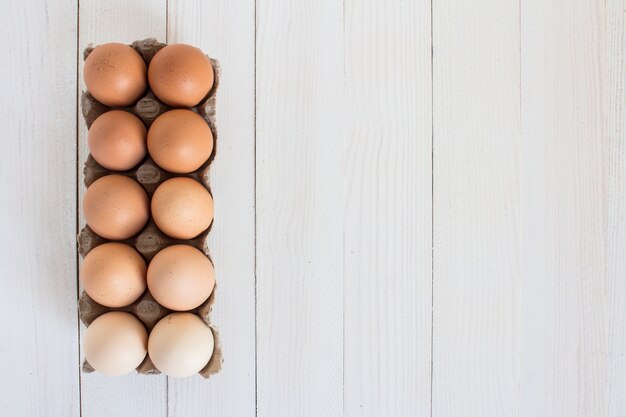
147,245 -> 215,311
80,243 -> 147,307
83,175 -> 149,240
84,43 -> 147,107
151,177 -> 213,239
147,110 -> 213,173
84,311 -> 148,376
88,110 -> 147,171
148,313 -> 214,377
148,44 -> 214,107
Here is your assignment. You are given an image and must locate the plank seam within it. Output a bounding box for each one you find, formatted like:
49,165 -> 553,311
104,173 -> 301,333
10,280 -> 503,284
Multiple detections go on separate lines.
165,2 -> 169,414
75,0 -> 83,415
516,0 -> 521,415
429,0 -> 434,415
342,0 -> 346,416
254,0 -> 259,415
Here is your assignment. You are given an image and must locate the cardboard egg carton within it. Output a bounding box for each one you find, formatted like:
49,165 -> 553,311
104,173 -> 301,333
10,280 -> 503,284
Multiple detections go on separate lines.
78,38 -> 222,378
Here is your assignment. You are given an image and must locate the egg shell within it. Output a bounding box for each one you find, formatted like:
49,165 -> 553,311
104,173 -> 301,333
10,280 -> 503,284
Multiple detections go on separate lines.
88,110 -> 147,171
147,109 -> 213,174
151,177 -> 214,240
148,313 -> 214,378
147,245 -> 215,311
84,43 -> 147,107
80,243 -> 147,308
83,174 -> 150,240
84,311 -> 148,376
148,43 -> 214,107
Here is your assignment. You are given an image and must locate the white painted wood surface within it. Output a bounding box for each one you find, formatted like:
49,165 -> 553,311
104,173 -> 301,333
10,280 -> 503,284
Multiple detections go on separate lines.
0,1 -> 79,417
607,0 -> 626,415
1,0 -> 625,416
344,1 -> 432,416
432,1 -> 520,416
520,1 -> 608,416
255,1 -> 344,415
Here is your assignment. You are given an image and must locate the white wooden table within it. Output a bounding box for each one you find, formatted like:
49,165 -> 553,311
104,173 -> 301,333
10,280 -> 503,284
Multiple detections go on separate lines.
1,0 -> 624,416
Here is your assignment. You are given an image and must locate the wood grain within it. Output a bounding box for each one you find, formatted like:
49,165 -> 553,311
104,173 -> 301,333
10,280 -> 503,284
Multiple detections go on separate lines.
607,0 -> 626,415
343,0 -> 432,416
520,1 -> 607,416
166,1 -> 256,416
0,1 -> 79,416
432,0 -> 521,415
255,0 -> 345,415
77,1 -> 167,416
4,1 -> 626,415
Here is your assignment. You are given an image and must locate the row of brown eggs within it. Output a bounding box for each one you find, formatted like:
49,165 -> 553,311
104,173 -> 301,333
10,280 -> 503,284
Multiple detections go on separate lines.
88,109 -> 214,174
84,43 -> 214,108
84,311 -> 214,377
83,174 -> 213,241
81,243 -> 215,311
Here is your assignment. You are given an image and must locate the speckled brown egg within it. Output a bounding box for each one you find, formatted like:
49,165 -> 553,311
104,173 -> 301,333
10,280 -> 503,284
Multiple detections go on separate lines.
84,311 -> 148,376
80,242 -> 147,308
84,43 -> 147,107
148,313 -> 214,377
147,245 -> 215,311
151,177 -> 213,239
83,175 -> 149,240
88,110 -> 147,171
147,109 -> 213,173
148,44 -> 214,107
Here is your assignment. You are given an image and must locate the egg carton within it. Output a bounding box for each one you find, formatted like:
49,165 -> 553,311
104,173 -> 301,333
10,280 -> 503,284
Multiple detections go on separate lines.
78,38 -> 222,378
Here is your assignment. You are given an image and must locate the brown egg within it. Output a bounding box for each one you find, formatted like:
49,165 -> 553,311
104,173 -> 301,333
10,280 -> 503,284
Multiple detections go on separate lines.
83,175 -> 149,240
148,44 -> 214,107
88,110 -> 147,171
81,243 -> 147,308
84,311 -> 148,376
84,43 -> 147,107
148,313 -> 214,377
151,177 -> 213,239
147,110 -> 213,173
147,245 -> 215,311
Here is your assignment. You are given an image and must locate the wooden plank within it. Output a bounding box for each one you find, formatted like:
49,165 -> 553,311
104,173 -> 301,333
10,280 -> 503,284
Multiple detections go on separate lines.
520,1 -> 606,416
255,0 -> 345,415
343,0 -> 432,416
77,1 -> 168,416
431,0 -> 520,415
0,1 -> 79,416
607,0 -> 626,415
166,1 -> 256,416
